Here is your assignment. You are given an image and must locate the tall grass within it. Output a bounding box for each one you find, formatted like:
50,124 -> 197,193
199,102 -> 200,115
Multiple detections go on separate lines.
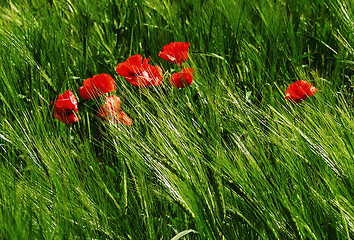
0,0 -> 353,239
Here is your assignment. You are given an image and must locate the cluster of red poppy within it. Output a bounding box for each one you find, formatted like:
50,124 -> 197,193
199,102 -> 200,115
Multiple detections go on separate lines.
52,73 -> 132,126
116,42 -> 193,88
52,42 -> 193,125
52,41 -> 318,125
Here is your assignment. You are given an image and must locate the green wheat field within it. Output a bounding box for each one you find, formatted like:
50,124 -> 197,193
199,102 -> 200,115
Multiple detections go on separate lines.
0,0 -> 353,239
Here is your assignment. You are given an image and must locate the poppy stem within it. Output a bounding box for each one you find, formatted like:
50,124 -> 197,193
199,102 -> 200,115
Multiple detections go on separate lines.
68,125 -> 72,144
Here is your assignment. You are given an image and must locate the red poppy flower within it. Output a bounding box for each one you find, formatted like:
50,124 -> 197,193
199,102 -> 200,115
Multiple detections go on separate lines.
285,80 -> 318,103
158,42 -> 190,66
79,73 -> 115,100
97,96 -> 132,126
53,90 -> 79,125
170,68 -> 193,88
116,54 -> 163,87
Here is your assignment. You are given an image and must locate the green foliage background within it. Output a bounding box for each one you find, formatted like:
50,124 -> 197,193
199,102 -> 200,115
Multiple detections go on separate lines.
0,0 -> 353,239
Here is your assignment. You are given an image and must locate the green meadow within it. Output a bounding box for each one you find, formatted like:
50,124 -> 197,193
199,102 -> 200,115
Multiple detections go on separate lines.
0,0 -> 353,239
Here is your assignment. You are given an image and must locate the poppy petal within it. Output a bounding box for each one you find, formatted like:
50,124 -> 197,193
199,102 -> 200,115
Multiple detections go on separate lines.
116,55 -> 163,87
53,90 -> 79,124
158,42 -> 190,66
79,73 -> 115,100
92,73 -> 115,93
170,68 -> 193,88
97,96 -> 132,125
116,54 -> 143,77
54,112 -> 79,125
120,111 -> 133,126
285,80 -> 318,103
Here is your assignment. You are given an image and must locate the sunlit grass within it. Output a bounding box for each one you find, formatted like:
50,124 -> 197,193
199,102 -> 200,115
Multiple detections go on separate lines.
0,0 -> 353,239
